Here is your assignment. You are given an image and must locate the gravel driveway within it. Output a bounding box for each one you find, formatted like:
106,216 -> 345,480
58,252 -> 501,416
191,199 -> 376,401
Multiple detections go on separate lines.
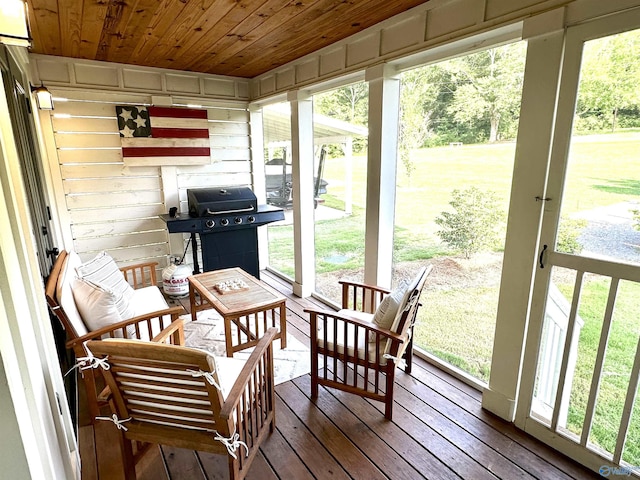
574,201 -> 640,264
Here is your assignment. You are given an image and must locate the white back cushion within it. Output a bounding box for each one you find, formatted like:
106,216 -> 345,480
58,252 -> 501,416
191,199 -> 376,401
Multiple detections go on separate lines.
72,278 -> 126,335
74,251 -> 137,329
57,252 -> 88,337
372,280 -> 408,331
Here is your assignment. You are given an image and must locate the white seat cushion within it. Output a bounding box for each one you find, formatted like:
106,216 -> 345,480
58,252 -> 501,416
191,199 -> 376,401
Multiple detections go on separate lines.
213,356 -> 247,399
317,312 -> 388,365
128,286 -> 171,341
130,286 -> 169,317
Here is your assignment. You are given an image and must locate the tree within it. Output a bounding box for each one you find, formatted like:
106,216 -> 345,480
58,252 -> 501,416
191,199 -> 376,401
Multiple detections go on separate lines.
314,82 -> 369,125
444,43 -> 526,142
576,29 -> 640,132
314,82 -> 369,153
398,66 -> 445,180
435,187 -> 505,258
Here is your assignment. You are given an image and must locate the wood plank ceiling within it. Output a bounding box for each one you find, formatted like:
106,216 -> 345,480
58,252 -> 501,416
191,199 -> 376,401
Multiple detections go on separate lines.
26,0 -> 430,78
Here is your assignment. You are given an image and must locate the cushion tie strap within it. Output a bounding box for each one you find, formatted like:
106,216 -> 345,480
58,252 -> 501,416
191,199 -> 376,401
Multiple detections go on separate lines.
64,351 -> 110,377
187,368 -> 222,391
214,430 -> 248,459
96,414 -> 131,431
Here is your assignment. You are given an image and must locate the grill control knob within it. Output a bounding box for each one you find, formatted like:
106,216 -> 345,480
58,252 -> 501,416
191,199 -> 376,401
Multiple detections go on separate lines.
220,218 -> 229,226
205,219 -> 215,228
234,217 -> 243,224
247,216 -> 256,223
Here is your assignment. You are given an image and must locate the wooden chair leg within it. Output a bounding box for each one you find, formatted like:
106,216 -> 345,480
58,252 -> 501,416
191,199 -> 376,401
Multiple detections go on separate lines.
82,370 -> 102,420
384,367 -> 395,421
119,434 -> 137,480
403,329 -> 414,375
310,339 -> 319,398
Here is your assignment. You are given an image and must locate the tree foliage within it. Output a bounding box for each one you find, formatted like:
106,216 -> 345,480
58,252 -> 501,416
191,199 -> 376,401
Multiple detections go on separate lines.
576,29 -> 640,132
435,187 -> 505,258
398,41 -> 526,153
314,83 -> 369,153
443,44 -> 526,143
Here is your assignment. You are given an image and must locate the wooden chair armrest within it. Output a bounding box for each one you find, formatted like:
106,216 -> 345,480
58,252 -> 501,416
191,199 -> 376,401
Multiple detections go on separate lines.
338,279 -> 391,295
67,305 -> 185,349
305,308 -> 405,344
220,328 -> 278,420
151,318 -> 186,346
338,280 -> 390,312
120,261 -> 159,289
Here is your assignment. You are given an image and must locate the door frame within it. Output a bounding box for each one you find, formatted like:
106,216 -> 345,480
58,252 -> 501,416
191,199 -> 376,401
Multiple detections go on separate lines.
516,7 -> 640,474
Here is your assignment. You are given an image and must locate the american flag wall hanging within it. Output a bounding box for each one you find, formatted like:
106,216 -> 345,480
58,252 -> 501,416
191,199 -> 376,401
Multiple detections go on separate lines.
116,105 -> 211,166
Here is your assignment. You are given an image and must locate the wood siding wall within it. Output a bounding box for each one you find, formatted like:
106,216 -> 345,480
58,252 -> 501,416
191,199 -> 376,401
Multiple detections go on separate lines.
38,85 -> 252,271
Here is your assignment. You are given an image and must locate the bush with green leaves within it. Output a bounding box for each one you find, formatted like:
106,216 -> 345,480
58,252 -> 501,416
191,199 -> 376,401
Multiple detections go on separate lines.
633,208 -> 640,231
556,217 -> 587,254
435,187 -> 505,258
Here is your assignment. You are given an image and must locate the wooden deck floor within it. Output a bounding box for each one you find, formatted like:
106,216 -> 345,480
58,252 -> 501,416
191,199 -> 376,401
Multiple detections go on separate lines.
78,270 -> 600,480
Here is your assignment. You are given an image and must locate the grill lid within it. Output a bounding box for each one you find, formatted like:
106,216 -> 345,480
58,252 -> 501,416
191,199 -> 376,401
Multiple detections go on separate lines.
188,187 -> 258,217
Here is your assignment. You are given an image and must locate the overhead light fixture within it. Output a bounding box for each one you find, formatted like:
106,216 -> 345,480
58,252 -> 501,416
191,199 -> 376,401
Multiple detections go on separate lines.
0,0 -> 31,47
31,84 -> 54,110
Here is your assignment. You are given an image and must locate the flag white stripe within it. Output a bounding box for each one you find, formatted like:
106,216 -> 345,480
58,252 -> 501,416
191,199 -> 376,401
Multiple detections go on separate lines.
121,138 -> 211,148
149,117 -> 210,129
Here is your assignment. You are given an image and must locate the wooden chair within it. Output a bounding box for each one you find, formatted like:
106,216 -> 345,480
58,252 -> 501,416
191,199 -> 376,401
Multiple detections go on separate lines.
86,326 -> 278,480
306,265 -> 432,420
45,250 -> 185,419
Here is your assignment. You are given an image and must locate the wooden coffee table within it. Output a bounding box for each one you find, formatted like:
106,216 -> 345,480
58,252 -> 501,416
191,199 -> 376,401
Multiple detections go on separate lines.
188,267 -> 287,356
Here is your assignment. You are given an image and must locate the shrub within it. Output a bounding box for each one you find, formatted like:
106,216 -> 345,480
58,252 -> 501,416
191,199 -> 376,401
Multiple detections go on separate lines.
435,187 -> 505,258
556,217 -> 587,254
632,208 -> 640,231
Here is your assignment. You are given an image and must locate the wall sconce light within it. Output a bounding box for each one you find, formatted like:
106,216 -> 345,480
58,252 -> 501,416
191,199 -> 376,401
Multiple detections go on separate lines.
31,84 -> 54,110
0,0 -> 31,47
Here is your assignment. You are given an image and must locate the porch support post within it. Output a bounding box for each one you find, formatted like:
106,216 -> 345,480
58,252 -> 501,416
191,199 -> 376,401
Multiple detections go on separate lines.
288,90 -> 316,297
249,105 -> 271,272
364,64 -> 400,288
482,16 -> 565,421
344,137 -> 353,216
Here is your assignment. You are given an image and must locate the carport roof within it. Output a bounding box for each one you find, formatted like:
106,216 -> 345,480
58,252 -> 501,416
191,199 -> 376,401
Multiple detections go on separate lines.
263,103 -> 368,145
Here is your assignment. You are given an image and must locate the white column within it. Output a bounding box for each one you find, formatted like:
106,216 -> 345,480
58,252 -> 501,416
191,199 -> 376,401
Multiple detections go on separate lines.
249,106 -> 270,271
482,19 -> 565,421
343,137 -> 353,216
288,90 -> 316,297
363,64 -> 400,289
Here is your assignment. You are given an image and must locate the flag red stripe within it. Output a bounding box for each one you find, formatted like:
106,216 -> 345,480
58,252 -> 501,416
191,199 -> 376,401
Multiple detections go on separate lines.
151,127 -> 209,138
122,147 -> 211,157
148,106 -> 207,119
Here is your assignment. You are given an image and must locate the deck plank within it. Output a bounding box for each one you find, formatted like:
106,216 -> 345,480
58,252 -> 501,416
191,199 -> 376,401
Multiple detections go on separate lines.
291,376 -> 451,480
276,380 -> 388,480
273,394 -> 351,479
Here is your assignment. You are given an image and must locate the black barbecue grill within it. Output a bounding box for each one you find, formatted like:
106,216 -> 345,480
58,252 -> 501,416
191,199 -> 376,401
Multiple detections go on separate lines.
161,186 -> 284,277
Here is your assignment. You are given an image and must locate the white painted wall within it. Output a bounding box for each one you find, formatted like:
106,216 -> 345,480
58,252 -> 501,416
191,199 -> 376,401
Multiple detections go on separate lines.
32,80 -> 253,272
